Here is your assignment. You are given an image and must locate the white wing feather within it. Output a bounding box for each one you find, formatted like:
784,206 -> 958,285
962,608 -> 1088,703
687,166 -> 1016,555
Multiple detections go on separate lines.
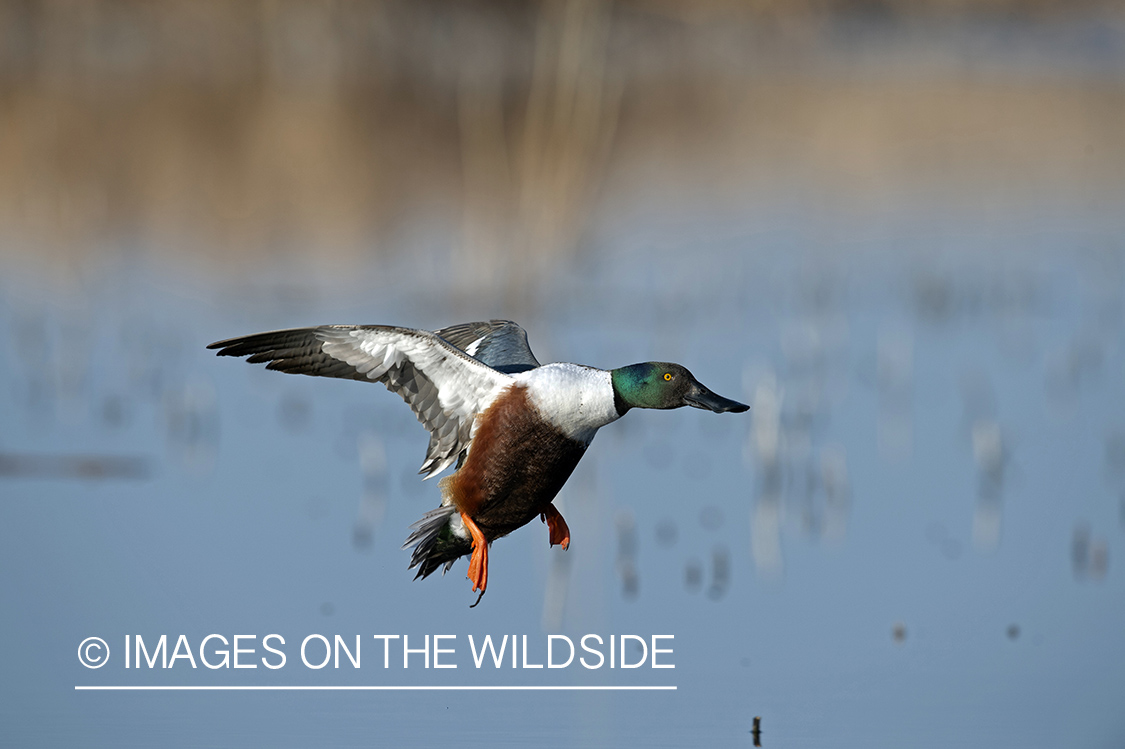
209,325 -> 513,478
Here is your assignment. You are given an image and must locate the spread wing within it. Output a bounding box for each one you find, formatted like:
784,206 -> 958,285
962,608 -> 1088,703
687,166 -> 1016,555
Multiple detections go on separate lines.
435,320 -> 540,374
207,325 -> 513,478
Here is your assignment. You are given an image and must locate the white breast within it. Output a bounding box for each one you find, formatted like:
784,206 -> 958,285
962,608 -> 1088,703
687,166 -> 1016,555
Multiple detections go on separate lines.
515,363 -> 621,444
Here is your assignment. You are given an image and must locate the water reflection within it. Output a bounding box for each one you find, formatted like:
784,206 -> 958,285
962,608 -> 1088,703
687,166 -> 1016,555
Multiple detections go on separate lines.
616,510 -> 638,600
892,621 -> 908,645
684,557 -> 703,595
353,432 -> 388,550
0,452 -> 150,480
877,324 -> 913,461
699,505 -> 723,532
971,420 -> 1006,552
277,390 -> 312,433
748,370 -> 784,579
541,551 -> 571,632
820,445 -> 850,542
163,379 -> 219,476
1073,524 -> 1111,582
655,518 -> 678,548
707,544 -> 730,601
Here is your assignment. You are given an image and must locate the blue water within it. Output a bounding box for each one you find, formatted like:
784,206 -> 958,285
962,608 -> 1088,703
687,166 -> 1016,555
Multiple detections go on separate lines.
1,207 -> 1123,747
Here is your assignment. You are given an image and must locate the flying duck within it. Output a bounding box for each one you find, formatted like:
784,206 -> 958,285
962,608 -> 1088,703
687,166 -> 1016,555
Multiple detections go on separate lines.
208,320 -> 748,604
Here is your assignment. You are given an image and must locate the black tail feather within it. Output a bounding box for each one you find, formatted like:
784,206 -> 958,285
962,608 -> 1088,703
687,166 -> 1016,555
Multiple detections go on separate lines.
403,505 -> 472,580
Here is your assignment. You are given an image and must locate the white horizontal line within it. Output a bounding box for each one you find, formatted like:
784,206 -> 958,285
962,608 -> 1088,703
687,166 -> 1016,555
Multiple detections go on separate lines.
75,685 -> 676,691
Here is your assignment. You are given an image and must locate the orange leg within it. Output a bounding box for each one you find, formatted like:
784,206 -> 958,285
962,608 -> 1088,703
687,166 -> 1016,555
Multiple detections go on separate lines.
540,503 -> 571,550
461,512 -> 489,593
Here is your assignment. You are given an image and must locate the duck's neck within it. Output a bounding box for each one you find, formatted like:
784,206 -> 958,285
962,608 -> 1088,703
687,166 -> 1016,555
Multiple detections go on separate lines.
609,369 -> 631,416
518,363 -> 622,444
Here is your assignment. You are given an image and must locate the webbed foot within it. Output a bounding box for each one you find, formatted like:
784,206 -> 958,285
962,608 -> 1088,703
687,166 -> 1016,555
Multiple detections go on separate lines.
540,503 -> 571,550
461,511 -> 489,593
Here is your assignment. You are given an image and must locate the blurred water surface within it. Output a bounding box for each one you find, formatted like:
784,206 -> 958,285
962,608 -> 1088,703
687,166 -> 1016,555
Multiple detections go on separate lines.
1,3 -> 1124,747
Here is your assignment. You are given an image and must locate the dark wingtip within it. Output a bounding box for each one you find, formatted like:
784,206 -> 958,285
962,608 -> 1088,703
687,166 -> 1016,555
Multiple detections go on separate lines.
207,337 -> 247,355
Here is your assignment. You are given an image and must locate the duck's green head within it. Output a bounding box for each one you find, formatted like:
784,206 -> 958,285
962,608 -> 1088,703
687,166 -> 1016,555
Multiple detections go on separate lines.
610,362 -> 749,415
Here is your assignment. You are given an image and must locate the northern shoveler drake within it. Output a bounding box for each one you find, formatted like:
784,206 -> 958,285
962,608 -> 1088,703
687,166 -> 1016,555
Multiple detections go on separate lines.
208,320 -> 748,605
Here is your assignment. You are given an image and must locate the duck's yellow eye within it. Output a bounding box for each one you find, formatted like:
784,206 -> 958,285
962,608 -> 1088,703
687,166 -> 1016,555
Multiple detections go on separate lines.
664,372 -> 673,381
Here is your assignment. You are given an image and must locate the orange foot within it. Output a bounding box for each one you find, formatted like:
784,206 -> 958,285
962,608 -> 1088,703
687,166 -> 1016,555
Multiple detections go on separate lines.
461,512 -> 489,593
540,503 -> 571,550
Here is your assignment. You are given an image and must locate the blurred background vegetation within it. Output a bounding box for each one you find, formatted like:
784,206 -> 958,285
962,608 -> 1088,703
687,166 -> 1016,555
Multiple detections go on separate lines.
2,0 -> 1122,303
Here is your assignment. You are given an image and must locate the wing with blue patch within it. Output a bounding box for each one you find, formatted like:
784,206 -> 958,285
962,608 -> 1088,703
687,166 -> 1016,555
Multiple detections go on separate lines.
207,325 -> 513,478
435,320 -> 540,374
